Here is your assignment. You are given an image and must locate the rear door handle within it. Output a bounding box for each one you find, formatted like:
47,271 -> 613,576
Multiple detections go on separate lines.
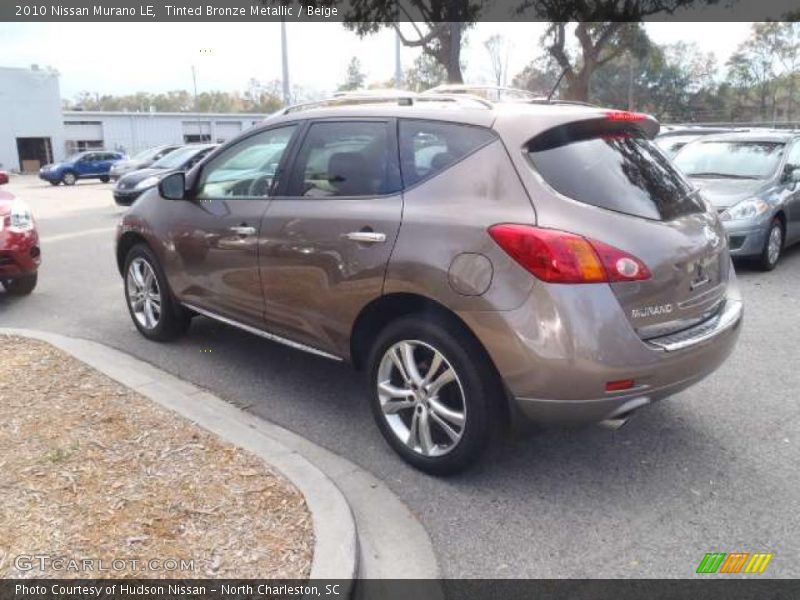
345,231 -> 386,244
230,225 -> 257,236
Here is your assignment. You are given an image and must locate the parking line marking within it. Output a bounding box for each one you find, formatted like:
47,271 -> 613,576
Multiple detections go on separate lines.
39,227 -> 116,244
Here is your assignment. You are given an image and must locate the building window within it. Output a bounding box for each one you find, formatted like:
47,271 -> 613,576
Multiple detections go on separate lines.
184,134 -> 212,143
66,140 -> 104,153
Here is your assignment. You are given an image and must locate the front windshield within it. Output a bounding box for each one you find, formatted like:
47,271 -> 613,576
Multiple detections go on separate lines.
152,146 -> 201,169
675,141 -> 785,179
132,147 -> 159,161
655,135 -> 698,158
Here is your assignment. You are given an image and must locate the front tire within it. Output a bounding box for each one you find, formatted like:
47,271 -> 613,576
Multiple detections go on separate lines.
61,171 -> 77,186
123,243 -> 190,341
100,175 -> 110,183
49,181 -> 60,186
367,317 -> 498,475
758,218 -> 783,271
2,273 -> 37,296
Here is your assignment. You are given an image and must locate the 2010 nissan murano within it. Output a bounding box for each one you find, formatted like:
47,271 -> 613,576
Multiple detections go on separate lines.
115,91 -> 743,474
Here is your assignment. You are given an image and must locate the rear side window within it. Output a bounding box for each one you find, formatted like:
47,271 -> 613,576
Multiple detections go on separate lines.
399,120 -> 497,187
527,122 -> 701,221
286,121 -> 400,197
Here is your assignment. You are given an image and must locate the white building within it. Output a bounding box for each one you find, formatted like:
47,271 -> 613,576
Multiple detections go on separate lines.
0,66 -> 64,172
0,65 -> 268,172
62,111 -> 267,156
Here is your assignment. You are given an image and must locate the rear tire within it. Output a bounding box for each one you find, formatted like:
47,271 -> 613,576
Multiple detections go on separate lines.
123,243 -> 191,341
61,171 -> 77,186
757,218 -> 782,271
366,316 -> 498,475
2,273 -> 37,296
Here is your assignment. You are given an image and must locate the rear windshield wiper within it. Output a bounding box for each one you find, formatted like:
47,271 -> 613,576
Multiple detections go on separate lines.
687,172 -> 759,180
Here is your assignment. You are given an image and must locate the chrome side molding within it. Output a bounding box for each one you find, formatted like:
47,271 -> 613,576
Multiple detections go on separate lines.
182,302 -> 343,362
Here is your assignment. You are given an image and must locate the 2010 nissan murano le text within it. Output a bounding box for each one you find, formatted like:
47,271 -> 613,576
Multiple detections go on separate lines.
115,90 -> 743,474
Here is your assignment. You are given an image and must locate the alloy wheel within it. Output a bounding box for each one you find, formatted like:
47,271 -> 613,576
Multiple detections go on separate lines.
767,223 -> 782,267
126,257 -> 162,330
376,340 -> 466,457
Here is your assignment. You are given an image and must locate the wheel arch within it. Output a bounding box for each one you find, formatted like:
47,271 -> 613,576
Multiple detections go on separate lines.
116,231 -> 149,275
350,292 -> 513,425
774,209 -> 787,240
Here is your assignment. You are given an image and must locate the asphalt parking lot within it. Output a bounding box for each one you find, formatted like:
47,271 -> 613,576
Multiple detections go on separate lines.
2,175 -> 799,578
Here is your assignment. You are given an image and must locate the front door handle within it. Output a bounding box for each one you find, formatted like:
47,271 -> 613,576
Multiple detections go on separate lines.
230,225 -> 257,236
345,231 -> 386,244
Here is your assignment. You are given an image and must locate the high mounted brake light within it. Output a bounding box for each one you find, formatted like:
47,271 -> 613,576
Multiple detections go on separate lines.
488,224 -> 651,284
606,110 -> 648,122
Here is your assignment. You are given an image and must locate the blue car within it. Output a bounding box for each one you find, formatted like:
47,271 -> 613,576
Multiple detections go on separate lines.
39,150 -> 126,186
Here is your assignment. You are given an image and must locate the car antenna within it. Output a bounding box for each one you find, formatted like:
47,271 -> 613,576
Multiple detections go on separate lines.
547,68 -> 567,102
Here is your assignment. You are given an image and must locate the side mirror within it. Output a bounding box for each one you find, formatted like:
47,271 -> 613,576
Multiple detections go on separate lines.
159,171 -> 186,200
790,168 -> 800,184
0,172 -> 8,185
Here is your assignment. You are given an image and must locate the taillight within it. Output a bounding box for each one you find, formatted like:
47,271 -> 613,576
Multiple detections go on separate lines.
488,224 -> 650,284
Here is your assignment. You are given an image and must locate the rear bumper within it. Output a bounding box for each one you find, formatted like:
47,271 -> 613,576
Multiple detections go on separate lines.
459,272 -> 742,425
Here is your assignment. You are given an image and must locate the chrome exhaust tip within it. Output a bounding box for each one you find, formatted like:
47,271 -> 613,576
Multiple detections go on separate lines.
598,396 -> 651,431
598,417 -> 630,430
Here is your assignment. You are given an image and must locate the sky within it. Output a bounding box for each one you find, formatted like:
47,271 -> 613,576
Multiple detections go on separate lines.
0,22 -> 754,101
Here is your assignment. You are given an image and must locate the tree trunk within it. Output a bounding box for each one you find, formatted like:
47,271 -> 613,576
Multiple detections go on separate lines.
446,22 -> 464,83
564,68 -> 592,102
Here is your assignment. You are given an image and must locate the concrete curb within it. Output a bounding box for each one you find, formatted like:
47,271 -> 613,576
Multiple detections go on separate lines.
2,327 -> 443,588
2,328 -> 357,584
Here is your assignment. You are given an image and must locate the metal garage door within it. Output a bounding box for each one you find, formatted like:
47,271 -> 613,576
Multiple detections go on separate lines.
215,121 -> 242,143
64,121 -> 103,142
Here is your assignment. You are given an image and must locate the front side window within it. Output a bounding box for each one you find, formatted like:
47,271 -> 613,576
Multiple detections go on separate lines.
528,122 -> 701,221
674,140 -> 786,180
399,120 -> 497,187
286,121 -> 399,197
196,125 -> 296,199
784,140 -> 800,170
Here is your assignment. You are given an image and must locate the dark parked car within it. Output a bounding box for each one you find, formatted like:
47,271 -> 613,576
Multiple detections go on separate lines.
116,93 -> 742,474
656,126 -> 745,158
113,144 -> 217,207
674,131 -> 800,270
39,151 -> 125,186
110,144 -> 183,181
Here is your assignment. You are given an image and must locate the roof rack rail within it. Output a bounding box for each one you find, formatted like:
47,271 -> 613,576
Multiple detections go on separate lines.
424,84 -> 539,102
280,90 -> 493,115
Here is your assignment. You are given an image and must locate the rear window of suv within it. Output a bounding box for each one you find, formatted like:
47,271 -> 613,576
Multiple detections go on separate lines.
527,121 -> 702,221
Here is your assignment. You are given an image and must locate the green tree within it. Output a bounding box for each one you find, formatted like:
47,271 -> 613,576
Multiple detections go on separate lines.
512,56 -> 562,97
591,40 -> 720,121
404,54 -> 448,92
726,22 -> 781,121
341,0 -> 485,83
513,1 -> 719,101
338,57 -> 366,91
774,22 -> 800,121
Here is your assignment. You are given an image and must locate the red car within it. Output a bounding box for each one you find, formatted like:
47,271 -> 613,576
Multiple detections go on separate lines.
0,173 -> 40,295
